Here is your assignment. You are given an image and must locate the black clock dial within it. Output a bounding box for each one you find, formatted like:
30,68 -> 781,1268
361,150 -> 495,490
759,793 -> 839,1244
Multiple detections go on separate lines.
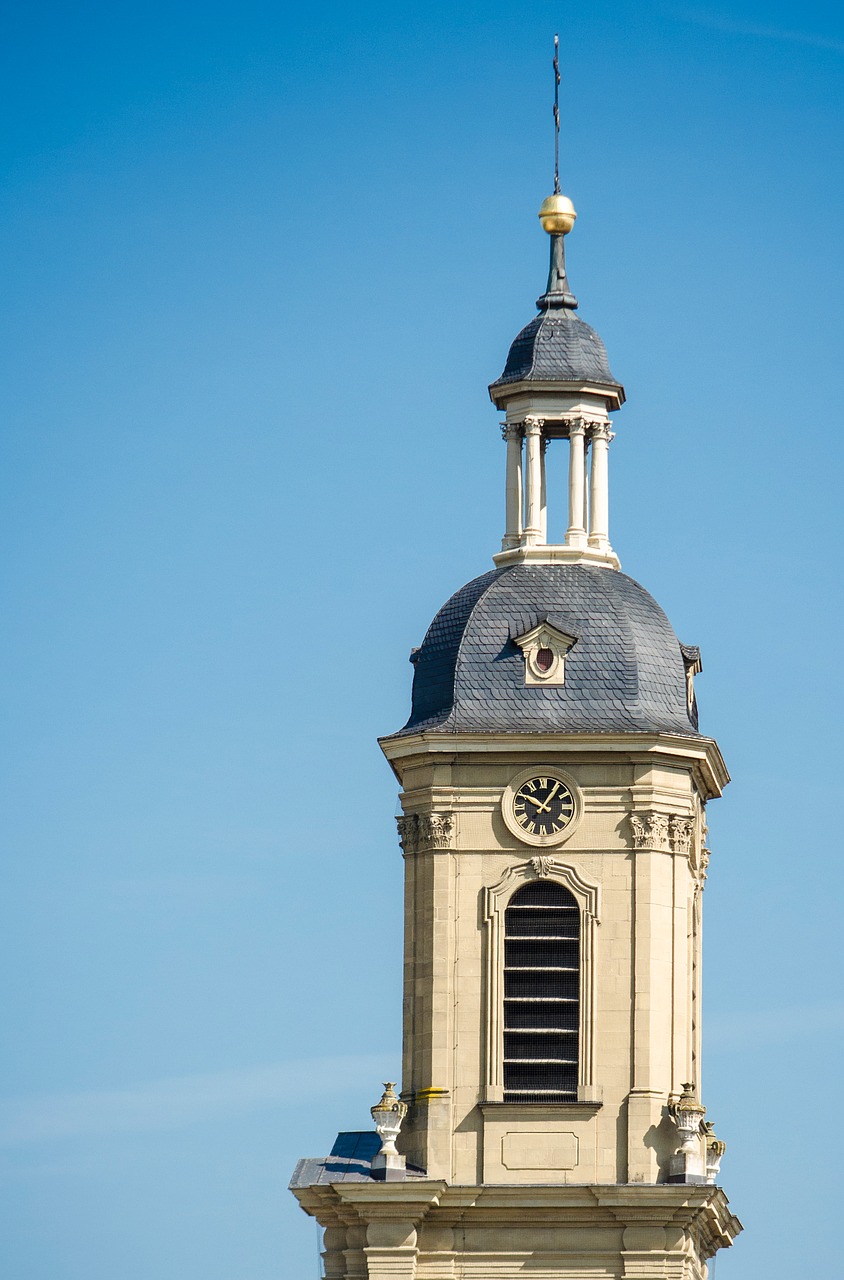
512,776 -> 575,838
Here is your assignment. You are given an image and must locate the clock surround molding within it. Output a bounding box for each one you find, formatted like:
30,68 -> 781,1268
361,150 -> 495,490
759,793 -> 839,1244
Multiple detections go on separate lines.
501,766 -> 584,847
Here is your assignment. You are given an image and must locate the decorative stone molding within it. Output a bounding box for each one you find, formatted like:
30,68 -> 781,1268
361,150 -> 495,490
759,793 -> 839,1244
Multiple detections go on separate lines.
483,859 -> 600,1099
589,421 -> 615,444
695,846 -> 712,897
630,811 -> 671,851
630,811 -> 695,854
668,1083 -> 707,1184
512,620 -> 578,687
419,813 -> 454,849
529,855 -> 553,877
370,1082 -> 408,1181
395,812 -> 455,853
396,816 -> 415,852
669,816 -> 693,854
501,767 -> 583,847
703,1123 -> 727,1185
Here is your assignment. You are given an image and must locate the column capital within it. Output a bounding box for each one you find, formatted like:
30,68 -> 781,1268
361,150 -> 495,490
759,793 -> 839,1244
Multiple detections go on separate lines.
589,421 -> 615,444
523,415 -> 545,436
500,421 -> 522,442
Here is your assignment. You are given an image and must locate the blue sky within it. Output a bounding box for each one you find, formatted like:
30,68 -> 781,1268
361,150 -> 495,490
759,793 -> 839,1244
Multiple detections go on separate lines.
1,2 -> 842,1277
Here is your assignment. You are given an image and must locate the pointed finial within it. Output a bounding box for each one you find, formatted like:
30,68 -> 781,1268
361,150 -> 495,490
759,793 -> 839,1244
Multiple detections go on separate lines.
539,36 -> 577,238
553,33 -> 561,195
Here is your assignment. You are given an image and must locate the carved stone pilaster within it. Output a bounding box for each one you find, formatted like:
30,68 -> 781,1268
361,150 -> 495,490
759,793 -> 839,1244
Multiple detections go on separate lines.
669,816 -> 693,854
397,812 -> 455,853
418,813 -> 455,850
629,811 -> 671,851
630,811 -> 696,854
396,815 -> 418,854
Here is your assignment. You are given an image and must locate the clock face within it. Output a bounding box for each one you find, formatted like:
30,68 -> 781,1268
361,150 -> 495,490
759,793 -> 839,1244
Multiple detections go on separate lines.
512,776 -> 576,839
501,769 -> 582,846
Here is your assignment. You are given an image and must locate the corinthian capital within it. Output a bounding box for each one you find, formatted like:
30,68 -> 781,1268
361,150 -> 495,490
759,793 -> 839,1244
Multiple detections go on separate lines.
417,812 -> 455,850
629,811 -> 671,851
523,416 -> 545,436
396,815 -> 418,853
589,421 -> 615,443
669,816 -> 694,855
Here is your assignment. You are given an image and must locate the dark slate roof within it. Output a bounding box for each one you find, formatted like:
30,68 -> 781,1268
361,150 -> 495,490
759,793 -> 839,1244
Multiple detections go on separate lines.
390,563 -> 701,738
289,1132 -> 427,1188
491,309 -> 622,390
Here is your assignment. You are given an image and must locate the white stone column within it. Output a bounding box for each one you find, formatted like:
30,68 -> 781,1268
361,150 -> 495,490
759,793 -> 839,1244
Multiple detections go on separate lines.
588,422 -> 614,553
565,418 -> 587,549
539,436 -> 548,543
502,423 -> 523,550
583,435 -> 590,534
523,417 -> 544,544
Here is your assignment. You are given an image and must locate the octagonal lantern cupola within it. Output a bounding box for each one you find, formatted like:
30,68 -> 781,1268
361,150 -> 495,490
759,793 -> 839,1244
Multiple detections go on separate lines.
489,193 -> 626,571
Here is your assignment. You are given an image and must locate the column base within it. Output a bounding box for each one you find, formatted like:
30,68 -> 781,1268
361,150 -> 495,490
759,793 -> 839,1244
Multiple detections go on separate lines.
588,534 -> 614,555
493,542 -> 620,570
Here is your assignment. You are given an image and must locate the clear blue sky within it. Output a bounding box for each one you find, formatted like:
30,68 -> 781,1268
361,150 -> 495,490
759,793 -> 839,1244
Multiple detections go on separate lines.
1,2 -> 842,1277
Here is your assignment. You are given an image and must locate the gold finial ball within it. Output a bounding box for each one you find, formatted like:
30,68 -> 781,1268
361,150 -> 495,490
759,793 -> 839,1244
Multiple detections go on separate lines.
538,193 -> 577,234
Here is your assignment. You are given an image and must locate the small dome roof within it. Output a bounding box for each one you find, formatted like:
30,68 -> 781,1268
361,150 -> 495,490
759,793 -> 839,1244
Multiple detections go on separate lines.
491,309 -> 621,390
393,564 -> 699,738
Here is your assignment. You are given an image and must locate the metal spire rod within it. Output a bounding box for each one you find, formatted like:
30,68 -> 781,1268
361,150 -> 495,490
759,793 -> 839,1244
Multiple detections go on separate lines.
553,33 -> 561,194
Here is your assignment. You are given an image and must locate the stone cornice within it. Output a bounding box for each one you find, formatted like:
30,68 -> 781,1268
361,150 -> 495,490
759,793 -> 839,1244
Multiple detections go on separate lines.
380,732 -> 729,800
296,1180 -> 741,1259
488,376 -> 626,410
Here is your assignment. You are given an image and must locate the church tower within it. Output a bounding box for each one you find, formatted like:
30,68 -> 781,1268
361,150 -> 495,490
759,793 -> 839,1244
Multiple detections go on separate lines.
291,90 -> 742,1278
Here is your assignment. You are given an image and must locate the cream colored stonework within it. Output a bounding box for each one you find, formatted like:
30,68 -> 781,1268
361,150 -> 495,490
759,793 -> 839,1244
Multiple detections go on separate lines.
291,725 -> 741,1275
378,731 -> 720,1189
294,1181 -> 741,1280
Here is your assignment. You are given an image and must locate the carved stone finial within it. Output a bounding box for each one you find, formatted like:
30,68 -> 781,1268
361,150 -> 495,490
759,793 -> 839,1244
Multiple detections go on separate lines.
703,1122 -> 727,1184
667,1083 -> 708,1184
370,1082 -> 408,1181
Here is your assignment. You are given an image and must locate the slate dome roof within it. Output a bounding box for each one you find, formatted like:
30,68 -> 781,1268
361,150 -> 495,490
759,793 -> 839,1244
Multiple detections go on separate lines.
394,564 -> 699,738
491,309 -> 621,390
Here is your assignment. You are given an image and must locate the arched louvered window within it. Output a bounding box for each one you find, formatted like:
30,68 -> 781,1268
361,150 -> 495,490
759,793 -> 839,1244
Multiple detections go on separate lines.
503,879 -> 580,1103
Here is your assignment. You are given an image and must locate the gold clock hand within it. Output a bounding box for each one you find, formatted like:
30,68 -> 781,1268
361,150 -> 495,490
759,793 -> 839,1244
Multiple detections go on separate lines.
523,782 -> 560,815
543,781 -> 561,810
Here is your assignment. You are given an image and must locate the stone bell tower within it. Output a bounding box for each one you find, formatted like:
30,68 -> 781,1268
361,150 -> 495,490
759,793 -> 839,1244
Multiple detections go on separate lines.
290,147 -> 742,1279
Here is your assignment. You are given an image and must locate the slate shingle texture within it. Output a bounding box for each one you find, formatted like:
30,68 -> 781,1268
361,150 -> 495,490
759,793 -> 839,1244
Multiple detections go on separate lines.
490,309 -> 622,390
393,563 -> 701,738
289,1132 -> 427,1188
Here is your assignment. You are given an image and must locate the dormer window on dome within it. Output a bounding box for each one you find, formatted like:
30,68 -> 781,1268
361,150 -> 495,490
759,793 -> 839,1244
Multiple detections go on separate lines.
513,620 -> 577,687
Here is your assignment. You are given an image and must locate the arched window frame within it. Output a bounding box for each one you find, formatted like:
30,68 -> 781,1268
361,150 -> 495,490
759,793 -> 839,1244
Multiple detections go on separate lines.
483,858 -> 600,1103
